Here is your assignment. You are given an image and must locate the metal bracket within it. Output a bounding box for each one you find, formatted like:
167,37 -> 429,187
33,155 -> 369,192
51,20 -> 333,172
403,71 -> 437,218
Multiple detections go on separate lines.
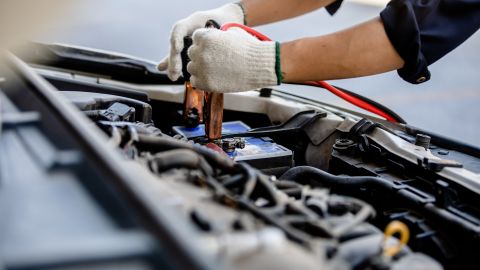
417,157 -> 463,172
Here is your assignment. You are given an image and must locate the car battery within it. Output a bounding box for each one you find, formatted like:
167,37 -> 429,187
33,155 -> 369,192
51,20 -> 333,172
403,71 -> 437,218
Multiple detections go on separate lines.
173,121 -> 293,174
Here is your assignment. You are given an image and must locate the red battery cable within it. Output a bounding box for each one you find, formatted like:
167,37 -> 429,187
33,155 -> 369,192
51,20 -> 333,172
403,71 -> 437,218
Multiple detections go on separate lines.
220,23 -> 399,123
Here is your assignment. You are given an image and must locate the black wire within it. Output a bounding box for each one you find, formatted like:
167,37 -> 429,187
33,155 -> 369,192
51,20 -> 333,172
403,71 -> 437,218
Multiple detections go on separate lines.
288,82 -> 406,124
331,84 -> 406,124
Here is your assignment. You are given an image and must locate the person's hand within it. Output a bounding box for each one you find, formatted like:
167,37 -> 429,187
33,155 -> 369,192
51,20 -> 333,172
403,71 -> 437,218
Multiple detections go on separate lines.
157,3 -> 244,81
187,28 -> 281,93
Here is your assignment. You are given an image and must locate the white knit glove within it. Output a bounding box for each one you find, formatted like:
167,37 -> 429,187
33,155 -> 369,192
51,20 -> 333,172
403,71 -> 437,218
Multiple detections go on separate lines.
157,3 -> 245,81
187,28 -> 281,93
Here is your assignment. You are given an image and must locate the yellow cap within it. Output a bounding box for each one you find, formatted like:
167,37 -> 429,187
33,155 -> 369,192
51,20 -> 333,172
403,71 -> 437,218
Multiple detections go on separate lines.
383,220 -> 410,258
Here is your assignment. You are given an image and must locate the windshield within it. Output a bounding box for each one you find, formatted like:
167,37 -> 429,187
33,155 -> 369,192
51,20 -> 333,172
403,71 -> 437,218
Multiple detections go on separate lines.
16,0 -> 480,147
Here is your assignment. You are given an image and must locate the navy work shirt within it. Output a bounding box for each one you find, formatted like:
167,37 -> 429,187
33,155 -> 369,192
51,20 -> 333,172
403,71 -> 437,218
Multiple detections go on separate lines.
325,0 -> 480,84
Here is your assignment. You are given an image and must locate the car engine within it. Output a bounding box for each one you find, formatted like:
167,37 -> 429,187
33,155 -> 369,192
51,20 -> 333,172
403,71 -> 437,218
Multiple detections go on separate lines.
2,45 -> 480,270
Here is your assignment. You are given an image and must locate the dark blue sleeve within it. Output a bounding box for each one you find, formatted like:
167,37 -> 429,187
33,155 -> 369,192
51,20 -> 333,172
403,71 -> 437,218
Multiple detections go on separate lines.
380,0 -> 480,84
325,0 -> 344,15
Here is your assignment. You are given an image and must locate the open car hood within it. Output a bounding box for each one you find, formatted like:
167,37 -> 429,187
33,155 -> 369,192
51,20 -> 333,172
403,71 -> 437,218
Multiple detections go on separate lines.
1,43 -> 480,269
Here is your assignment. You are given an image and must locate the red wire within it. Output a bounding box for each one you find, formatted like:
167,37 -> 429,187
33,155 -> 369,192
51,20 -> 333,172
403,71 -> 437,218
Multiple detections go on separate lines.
220,23 -> 398,123
221,23 -> 272,41
303,81 -> 396,122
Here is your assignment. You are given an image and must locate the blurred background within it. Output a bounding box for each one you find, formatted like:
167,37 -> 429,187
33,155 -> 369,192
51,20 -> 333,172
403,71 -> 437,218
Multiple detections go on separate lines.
4,0 -> 480,146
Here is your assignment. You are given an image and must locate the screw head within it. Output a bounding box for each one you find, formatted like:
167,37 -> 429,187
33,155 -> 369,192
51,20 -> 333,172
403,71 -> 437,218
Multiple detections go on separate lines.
415,134 -> 431,149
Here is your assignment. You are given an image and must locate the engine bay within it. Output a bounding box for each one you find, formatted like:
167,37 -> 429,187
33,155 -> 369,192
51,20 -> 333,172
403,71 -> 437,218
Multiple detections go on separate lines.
2,47 -> 480,270
54,77 -> 480,269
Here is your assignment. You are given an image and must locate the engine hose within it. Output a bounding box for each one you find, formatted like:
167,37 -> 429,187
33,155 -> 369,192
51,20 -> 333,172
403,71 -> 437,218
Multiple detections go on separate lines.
221,163 -> 258,197
281,166 -> 480,238
250,172 -> 283,207
148,149 -> 214,176
135,134 -> 235,171
280,166 -> 391,190
327,195 -> 376,238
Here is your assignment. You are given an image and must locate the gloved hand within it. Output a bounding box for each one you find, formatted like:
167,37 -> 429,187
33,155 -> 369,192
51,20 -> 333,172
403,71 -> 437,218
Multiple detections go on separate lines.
157,3 -> 245,81
187,28 -> 281,93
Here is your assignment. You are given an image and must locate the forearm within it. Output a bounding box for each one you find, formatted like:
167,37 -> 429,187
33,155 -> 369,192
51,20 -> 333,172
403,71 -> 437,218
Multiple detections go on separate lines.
241,0 -> 337,26
281,17 -> 404,82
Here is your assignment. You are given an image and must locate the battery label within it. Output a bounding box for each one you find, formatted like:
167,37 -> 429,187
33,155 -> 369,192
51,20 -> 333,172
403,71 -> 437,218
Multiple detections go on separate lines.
173,121 -> 250,138
173,121 -> 292,162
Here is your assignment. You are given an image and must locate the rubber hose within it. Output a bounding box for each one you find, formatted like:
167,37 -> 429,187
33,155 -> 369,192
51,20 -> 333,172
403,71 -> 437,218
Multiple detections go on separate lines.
280,166 -> 391,190
136,134 -> 234,170
149,149 -> 213,176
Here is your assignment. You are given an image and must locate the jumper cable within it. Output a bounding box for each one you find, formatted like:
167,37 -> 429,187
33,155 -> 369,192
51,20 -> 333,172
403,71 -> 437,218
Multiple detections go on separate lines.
220,22 -> 403,123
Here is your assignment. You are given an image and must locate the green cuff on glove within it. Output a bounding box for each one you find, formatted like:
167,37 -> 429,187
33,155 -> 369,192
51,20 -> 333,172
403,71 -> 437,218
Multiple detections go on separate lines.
235,2 -> 247,25
275,42 -> 283,85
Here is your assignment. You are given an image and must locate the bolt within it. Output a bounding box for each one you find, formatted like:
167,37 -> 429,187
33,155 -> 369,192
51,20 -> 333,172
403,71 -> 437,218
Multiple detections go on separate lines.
335,139 -> 355,147
234,138 -> 246,149
333,138 -> 356,153
222,138 -> 237,153
415,134 -> 431,150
